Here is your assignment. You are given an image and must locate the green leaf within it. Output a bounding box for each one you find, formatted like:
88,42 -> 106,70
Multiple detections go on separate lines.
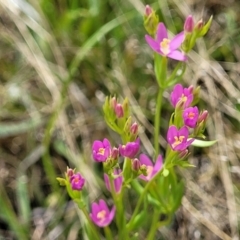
191,139 -> 217,147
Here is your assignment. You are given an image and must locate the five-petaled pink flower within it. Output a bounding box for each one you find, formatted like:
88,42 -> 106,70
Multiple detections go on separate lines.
104,169 -> 123,194
70,173 -> 85,191
139,154 -> 163,181
92,138 -> 111,162
167,125 -> 194,151
183,106 -> 199,128
145,23 -> 187,61
119,138 -> 140,159
90,199 -> 116,227
170,84 -> 193,109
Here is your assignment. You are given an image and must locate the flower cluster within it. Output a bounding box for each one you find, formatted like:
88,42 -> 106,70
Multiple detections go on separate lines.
167,84 -> 208,155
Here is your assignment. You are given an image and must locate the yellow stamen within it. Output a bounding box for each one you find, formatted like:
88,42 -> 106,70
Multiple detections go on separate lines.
97,210 -> 106,222
160,38 -> 170,55
98,148 -> 105,155
188,112 -> 195,119
172,136 -> 185,148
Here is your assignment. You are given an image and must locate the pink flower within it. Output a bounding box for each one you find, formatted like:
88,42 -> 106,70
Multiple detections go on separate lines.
104,169 -> 123,194
92,138 -> 111,162
183,106 -> 199,128
90,199 -> 116,227
70,173 -> 85,191
139,154 -> 163,181
170,84 -> 193,108
145,23 -> 187,61
119,138 -> 140,159
167,125 -> 194,151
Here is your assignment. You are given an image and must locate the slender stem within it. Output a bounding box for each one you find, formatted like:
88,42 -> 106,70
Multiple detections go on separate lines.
146,209 -> 160,240
154,87 -> 164,158
104,226 -> 113,240
81,207 -> 101,240
127,168 -> 163,230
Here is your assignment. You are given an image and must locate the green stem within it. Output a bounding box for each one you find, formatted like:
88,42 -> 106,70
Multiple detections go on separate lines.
154,87 -> 164,158
110,179 -> 128,239
104,226 -> 113,240
81,206 -> 101,240
146,209 -> 160,240
127,168 -> 163,230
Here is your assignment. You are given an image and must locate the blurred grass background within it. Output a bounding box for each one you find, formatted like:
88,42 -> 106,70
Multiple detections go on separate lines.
0,0 -> 240,239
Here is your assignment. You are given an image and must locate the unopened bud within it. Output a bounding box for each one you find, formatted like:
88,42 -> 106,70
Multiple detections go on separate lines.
111,147 -> 119,160
184,15 -> 194,33
145,5 -> 152,16
110,97 -> 117,109
132,158 -> 141,172
195,19 -> 203,31
130,122 -> 138,135
66,167 -> 75,177
115,104 -> 124,118
140,164 -> 148,176
198,110 -> 208,123
179,149 -> 189,159
188,85 -> 194,94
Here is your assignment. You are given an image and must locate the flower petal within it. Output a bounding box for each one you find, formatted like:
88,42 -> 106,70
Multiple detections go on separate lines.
167,125 -> 178,144
156,23 -> 168,42
139,154 -> 153,167
153,155 -> 163,173
99,199 -> 109,214
167,50 -> 187,61
170,31 -> 185,50
178,126 -> 189,139
145,35 -> 159,52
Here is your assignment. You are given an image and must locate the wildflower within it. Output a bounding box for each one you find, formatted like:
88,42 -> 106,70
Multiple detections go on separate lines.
183,106 -> 199,128
104,169 -> 123,194
92,138 -> 111,162
145,23 -> 187,61
139,154 -> 163,181
119,138 -> 140,158
70,173 -> 85,191
90,199 -> 116,227
170,84 -> 193,108
167,125 -> 194,151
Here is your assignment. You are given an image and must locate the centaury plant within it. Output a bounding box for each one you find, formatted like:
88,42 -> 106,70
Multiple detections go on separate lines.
57,5 -> 213,239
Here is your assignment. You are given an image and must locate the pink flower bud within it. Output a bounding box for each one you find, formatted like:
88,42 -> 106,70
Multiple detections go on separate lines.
195,19 -> 203,30
66,167 -> 74,177
111,147 -> 119,160
198,110 -> 208,123
130,122 -> 138,135
145,5 -> 152,16
184,15 -> 194,33
115,103 -> 124,118
132,158 -> 141,172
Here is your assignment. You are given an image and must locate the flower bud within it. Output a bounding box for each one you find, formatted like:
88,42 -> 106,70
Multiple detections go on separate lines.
198,110 -> 208,123
111,147 -> 119,160
195,19 -> 203,31
130,122 -> 138,135
179,149 -> 189,159
66,167 -> 75,177
132,158 -> 141,172
145,5 -> 152,16
115,103 -> 124,118
143,5 -> 159,36
184,15 -> 194,33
